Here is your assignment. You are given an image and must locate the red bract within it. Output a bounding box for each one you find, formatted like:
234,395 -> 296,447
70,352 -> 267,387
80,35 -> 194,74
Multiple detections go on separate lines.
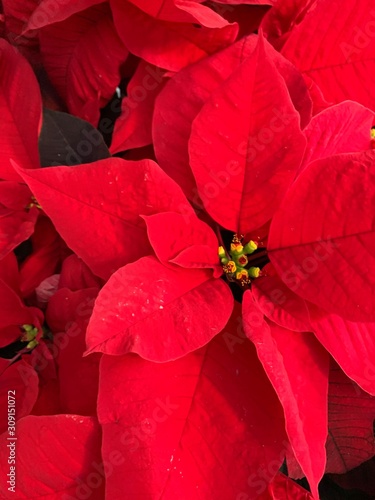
0,359 -> 39,434
153,33 -> 311,201
243,291 -> 329,499
0,39 -> 41,181
2,0 -> 40,63
268,150 -> 375,322
111,0 -> 238,72
47,288 -> 101,415
189,35 -> 306,233
98,309 -> 287,498
18,216 -> 66,299
39,4 -> 128,125
26,0 -> 103,29
110,61 -> 167,153
300,101 -> 374,171
143,211 -> 222,276
0,182 -> 38,261
0,278 -> 42,347
259,472 -> 314,499
1,0 -> 375,497
86,256 -> 233,361
273,0 -> 375,108
126,0 -> 231,26
0,415 -> 104,499
16,157 -> 193,279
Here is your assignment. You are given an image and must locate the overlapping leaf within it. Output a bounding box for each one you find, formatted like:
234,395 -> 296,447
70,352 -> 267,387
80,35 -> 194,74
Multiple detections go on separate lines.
243,291 -> 329,499
143,211 -> 222,276
268,150 -> 375,322
39,4 -> 127,125
0,40 -> 41,181
111,61 -> 167,153
0,360 -> 39,434
311,311 -> 375,396
47,288 -> 101,415
111,0 -> 238,71
153,34 -> 311,200
189,35 -> 306,234
280,0 -> 375,108
259,472 -> 313,499
86,255 -> 233,361
26,0 -> 103,30
300,101 -> 373,171
127,0 -> 230,27
252,264 -> 311,332
0,182 -> 38,261
98,311 -> 287,498
0,415 -> 104,499
15,157 -> 194,279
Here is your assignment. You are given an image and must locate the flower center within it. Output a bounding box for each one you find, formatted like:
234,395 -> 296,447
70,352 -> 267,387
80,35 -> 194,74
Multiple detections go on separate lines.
218,234 -> 267,287
20,324 -> 39,350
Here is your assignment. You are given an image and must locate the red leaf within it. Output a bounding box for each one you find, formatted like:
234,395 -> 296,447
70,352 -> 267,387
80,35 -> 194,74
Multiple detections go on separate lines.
189,35 -> 306,234
0,182 -> 38,261
301,101 -> 373,171
15,158 -> 194,279
59,254 -> 102,291
0,279 -> 41,345
268,150 -> 375,322
252,264 -> 311,332
0,40 -> 41,181
127,0 -> 230,27
0,252 -> 19,293
280,0 -> 375,108
0,415 -> 104,499
110,0 -> 238,71
260,0 -> 317,51
216,0 -> 274,3
143,211 -> 222,276
153,34 -> 311,200
259,472 -> 313,499
111,61 -> 167,153
39,4 -> 127,125
48,288 -> 101,416
310,310 -> 375,396
26,0 -> 103,30
86,256 -> 233,361
217,4 -> 271,40
46,286 -> 96,333
243,291 -> 330,499
302,74 -> 331,116
0,360 -> 39,434
2,0 -> 40,63
98,313 -> 287,498
19,216 -> 65,299
326,360 -> 375,473
31,377 -> 62,416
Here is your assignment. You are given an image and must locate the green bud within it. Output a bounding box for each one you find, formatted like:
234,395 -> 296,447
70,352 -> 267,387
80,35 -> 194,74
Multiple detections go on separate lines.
243,240 -> 258,255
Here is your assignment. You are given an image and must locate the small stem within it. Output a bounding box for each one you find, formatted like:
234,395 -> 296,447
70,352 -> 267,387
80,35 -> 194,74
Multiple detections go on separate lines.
247,249 -> 268,264
215,225 -> 225,248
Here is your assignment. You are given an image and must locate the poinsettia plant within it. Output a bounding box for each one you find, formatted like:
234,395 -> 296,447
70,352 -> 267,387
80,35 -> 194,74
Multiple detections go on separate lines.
1,0 -> 375,498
